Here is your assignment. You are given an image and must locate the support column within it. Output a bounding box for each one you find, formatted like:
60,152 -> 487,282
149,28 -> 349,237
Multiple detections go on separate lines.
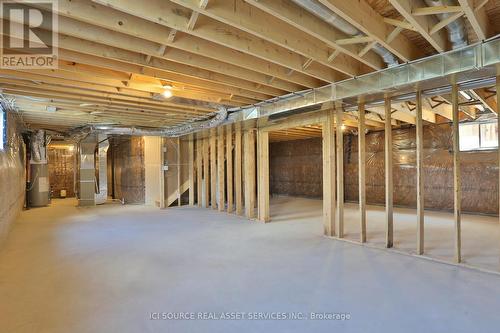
226,125 -> 234,213
188,135 -> 195,206
385,95 -> 394,248
217,127 -> 225,212
322,109 -> 336,236
160,138 -> 166,209
203,137 -> 209,208
336,102 -> 344,238
210,129 -> 217,209
497,74 -> 500,225
235,123 -> 243,215
257,130 -> 270,222
196,137 -> 202,207
244,129 -> 256,219
452,84 -> 461,263
416,90 -> 425,254
358,100 -> 366,243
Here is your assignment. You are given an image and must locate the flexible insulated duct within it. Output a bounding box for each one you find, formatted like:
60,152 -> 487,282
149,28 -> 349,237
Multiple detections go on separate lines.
424,0 -> 468,49
290,0 -> 399,67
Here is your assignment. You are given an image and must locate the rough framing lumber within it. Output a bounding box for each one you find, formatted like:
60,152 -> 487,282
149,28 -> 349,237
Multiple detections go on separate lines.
217,127 -> 225,212
416,90 -> 425,255
498,74 -> 500,225
385,96 -> 394,248
243,129 -> 256,219
452,84 -> 462,263
322,109 -> 336,237
235,123 -> 243,215
257,130 -> 270,223
160,138 -> 166,209
203,137 -> 209,208
358,100 -> 366,243
188,135 -> 195,206
226,125 -> 234,213
177,137 -> 181,207
458,0 -> 489,40
336,103 -> 344,238
196,137 -> 202,207
210,129 -> 217,209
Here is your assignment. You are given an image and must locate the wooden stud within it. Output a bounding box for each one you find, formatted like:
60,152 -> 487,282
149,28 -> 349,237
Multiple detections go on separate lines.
188,135 -> 195,206
196,137 -> 203,207
217,127 -> 225,212
385,96 -> 394,248
358,100 -> 366,243
160,137 -> 166,209
416,90 -> 425,254
235,123 -> 243,215
244,129 -> 256,219
177,137 -> 181,206
497,74 -> 500,225
336,102 -> 344,238
210,129 -> 217,209
322,108 -> 336,237
257,130 -> 270,222
226,125 -> 234,213
203,137 -> 210,208
452,84 -> 461,263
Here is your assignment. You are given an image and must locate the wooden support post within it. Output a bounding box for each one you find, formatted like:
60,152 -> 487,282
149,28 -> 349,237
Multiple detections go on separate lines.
497,74 -> 500,225
385,96 -> 394,248
358,100 -> 366,243
160,137 -> 166,209
416,90 -> 425,254
217,127 -> 225,212
177,137 -> 181,207
235,123 -> 243,215
336,102 -> 344,238
203,137 -> 209,208
322,109 -> 336,236
196,137 -> 202,207
244,129 -> 256,219
226,125 -> 234,213
452,84 -> 461,263
210,129 -> 217,209
188,135 -> 194,206
257,130 -> 270,222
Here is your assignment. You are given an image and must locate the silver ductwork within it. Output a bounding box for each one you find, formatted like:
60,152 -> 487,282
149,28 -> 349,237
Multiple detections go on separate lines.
424,0 -> 468,49
71,106 -> 227,139
290,0 -> 399,67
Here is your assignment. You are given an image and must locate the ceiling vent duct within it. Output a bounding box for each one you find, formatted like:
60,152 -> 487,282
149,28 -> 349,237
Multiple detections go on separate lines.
424,0 -> 468,49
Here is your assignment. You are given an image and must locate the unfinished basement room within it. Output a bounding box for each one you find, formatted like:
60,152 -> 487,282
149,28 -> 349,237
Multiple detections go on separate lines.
1,0 -> 500,332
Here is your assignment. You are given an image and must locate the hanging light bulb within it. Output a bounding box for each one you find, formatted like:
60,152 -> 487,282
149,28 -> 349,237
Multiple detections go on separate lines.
162,84 -> 173,98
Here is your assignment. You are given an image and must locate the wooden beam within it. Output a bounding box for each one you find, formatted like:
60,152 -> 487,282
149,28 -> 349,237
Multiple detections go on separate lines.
382,18 -> 417,32
196,137 -> 202,207
226,125 -> 234,213
358,100 -> 366,243
188,135 -> 195,206
318,0 -> 423,61
452,84 -> 461,263
416,90 -> 424,255
322,109 -> 336,237
497,74 -> 500,225
244,129 -> 256,219
389,0 -> 447,52
160,138 -> 166,209
429,12 -> 464,35
257,130 -> 270,222
385,96 -> 394,248
336,36 -> 373,45
458,0 -> 489,40
210,128 -> 217,209
235,123 -> 243,215
217,127 -> 225,212
336,103 -> 344,238
412,6 -> 463,16
203,137 -> 210,208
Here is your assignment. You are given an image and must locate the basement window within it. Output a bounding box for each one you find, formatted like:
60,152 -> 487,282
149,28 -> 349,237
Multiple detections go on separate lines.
459,121 -> 498,151
0,106 -> 5,151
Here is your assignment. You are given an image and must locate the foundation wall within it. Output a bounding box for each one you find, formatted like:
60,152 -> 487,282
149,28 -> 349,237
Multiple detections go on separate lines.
269,123 -> 499,215
0,113 -> 25,244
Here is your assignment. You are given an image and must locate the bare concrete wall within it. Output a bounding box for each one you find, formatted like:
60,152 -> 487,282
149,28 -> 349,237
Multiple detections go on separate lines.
110,136 -> 145,204
269,123 -> 499,215
0,113 -> 25,244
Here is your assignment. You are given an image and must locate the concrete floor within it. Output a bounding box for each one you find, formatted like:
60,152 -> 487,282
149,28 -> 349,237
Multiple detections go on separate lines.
1,198 -> 500,332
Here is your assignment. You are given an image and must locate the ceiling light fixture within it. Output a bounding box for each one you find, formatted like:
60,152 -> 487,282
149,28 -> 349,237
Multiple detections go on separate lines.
162,84 -> 173,98
459,90 -> 471,100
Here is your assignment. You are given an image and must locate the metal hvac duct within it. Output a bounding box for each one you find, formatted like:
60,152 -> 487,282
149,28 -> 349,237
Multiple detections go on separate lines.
290,0 -> 399,67
424,0 -> 468,49
95,134 -> 109,205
